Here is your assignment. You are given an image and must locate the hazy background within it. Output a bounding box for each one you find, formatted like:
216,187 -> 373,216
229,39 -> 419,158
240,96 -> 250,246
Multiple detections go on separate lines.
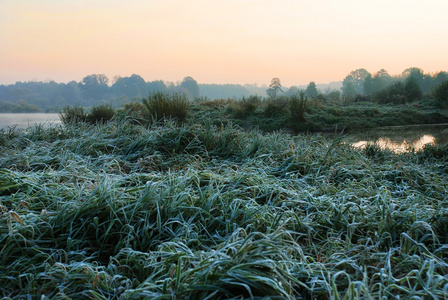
1,0 -> 447,86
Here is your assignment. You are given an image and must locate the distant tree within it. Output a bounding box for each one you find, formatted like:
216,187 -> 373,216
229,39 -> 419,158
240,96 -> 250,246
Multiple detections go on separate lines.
61,81 -> 82,106
266,78 -> 283,98
112,74 -> 147,98
434,72 -> 448,86
402,67 -> 430,93
343,68 -> 371,95
200,83 -> 251,99
371,69 -> 392,93
79,74 -> 109,100
147,80 -> 168,94
180,76 -> 200,99
402,67 -> 423,79
342,75 -> 357,100
404,75 -> 423,101
285,86 -> 302,97
363,74 -> 374,96
244,83 -> 268,97
13,99 -> 42,113
305,82 -> 319,99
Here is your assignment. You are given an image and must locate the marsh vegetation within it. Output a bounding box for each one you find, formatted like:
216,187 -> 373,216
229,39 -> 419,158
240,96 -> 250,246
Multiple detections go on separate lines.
1,117 -> 447,298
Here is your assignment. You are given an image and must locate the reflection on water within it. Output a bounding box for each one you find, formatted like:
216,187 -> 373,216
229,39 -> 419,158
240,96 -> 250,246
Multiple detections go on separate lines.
352,135 -> 436,153
349,125 -> 448,153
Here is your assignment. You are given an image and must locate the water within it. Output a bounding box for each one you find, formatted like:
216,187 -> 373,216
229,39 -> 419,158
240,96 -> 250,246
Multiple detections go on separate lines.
0,113 -> 61,129
349,124 -> 448,153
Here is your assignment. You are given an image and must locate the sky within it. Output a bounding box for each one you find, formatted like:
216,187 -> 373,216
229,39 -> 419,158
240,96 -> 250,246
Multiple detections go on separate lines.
1,0 -> 448,87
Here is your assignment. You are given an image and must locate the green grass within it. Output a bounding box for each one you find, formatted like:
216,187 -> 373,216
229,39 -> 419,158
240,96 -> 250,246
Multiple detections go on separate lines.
187,97 -> 448,133
87,103 -> 116,124
1,121 -> 447,298
142,91 -> 190,124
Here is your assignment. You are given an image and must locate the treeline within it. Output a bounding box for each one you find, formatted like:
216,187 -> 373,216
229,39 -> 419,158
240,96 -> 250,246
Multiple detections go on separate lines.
0,67 -> 447,113
0,74 -> 269,113
341,67 -> 448,104
0,75 -> 197,113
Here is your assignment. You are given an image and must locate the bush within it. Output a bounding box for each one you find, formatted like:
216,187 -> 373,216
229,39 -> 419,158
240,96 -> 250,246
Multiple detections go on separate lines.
373,82 -> 407,104
59,106 -> 87,125
142,92 -> 190,124
262,96 -> 289,118
263,102 -> 286,118
87,104 -> 116,124
433,81 -> 448,109
231,95 -> 261,119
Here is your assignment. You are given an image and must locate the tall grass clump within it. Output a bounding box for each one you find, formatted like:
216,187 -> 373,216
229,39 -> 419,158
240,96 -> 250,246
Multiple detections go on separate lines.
58,105 -> 87,125
87,103 -> 116,124
114,101 -> 147,124
288,93 -> 307,132
142,91 -> 190,124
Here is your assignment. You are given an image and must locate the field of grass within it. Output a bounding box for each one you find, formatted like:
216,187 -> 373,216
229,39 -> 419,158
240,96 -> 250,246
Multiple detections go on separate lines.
191,98 -> 448,133
1,121 -> 448,299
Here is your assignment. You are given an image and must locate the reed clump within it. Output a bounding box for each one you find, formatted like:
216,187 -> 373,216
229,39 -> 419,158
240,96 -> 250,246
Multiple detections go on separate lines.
1,121 -> 447,298
87,103 -> 116,124
288,93 -> 308,132
59,105 -> 87,124
59,104 -> 116,125
142,91 -> 190,124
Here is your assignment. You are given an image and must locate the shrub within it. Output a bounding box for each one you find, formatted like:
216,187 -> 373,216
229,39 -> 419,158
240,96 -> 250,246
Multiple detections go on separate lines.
262,96 -> 289,118
59,106 -> 87,125
288,93 -> 307,132
325,90 -> 341,102
373,81 -> 416,104
433,81 -> 448,109
87,103 -> 116,124
231,95 -> 261,119
263,101 -> 286,118
142,92 -> 190,124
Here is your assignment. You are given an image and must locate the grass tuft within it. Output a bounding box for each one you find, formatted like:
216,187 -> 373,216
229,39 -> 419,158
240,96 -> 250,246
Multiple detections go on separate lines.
142,91 -> 190,124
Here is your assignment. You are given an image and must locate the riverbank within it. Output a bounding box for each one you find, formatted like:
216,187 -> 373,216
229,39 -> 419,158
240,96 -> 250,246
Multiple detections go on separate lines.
1,121 -> 447,298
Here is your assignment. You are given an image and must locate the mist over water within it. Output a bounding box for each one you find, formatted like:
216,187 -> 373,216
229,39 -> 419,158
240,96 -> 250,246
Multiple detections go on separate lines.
0,113 -> 61,129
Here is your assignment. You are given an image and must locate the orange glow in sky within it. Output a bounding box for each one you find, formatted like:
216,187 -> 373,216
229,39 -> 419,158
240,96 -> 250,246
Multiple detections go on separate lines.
1,0 -> 447,86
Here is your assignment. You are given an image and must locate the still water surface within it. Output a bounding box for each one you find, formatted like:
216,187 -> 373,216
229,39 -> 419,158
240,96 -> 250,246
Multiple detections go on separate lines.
0,113 -> 61,129
349,125 -> 448,153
